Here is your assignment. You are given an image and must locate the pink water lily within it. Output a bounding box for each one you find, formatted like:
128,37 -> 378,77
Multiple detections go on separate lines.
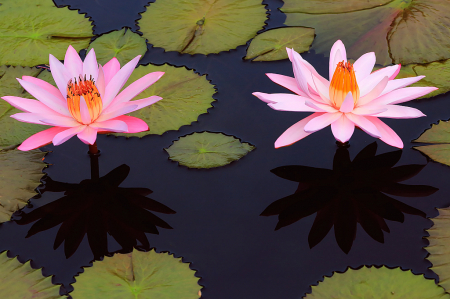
2,46 -> 164,151
253,40 -> 437,148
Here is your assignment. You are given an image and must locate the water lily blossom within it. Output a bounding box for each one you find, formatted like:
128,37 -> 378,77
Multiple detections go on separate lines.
253,40 -> 437,148
2,46 -> 164,151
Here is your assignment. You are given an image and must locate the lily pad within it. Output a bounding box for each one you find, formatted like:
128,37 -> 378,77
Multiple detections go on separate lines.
87,28 -> 147,66
138,0 -> 267,55
304,266 -> 449,298
0,251 -> 61,298
283,0 -> 450,66
426,207 -> 450,292
0,66 -> 47,149
413,121 -> 450,166
0,0 -> 93,66
165,132 -> 254,169
245,27 -> 315,61
71,249 -> 201,299
113,64 -> 216,136
0,148 -> 46,223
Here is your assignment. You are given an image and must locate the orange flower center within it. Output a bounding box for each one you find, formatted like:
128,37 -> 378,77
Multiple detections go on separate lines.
329,61 -> 360,108
67,76 -> 103,124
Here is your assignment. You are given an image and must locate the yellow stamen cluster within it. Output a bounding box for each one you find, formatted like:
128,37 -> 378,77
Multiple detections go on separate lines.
329,61 -> 360,108
67,76 -> 102,124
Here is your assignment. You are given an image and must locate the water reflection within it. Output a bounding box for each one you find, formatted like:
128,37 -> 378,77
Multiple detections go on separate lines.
15,153 -> 175,259
262,142 -> 438,254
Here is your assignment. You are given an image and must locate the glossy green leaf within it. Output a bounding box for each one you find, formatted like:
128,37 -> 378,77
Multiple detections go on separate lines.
113,64 -> 215,136
71,249 -> 201,299
304,266 -> 449,298
138,0 -> 267,55
165,132 -> 254,169
88,28 -> 147,66
245,27 -> 315,61
0,0 -> 93,66
283,0 -> 450,66
413,121 -> 450,166
0,66 -> 47,149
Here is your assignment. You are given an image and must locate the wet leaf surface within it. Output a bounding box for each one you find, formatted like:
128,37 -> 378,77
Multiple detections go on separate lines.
413,121 -> 450,166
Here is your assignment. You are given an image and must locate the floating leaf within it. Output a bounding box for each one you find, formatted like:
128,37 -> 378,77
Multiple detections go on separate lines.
113,64 -> 215,136
413,121 -> 450,166
245,27 -> 314,61
283,0 -> 450,66
0,0 -> 93,66
71,249 -> 201,299
427,207 -> 450,292
138,0 -> 267,55
0,148 -> 46,223
0,66 -> 47,149
88,28 -> 147,66
304,266 -> 449,298
165,132 -> 254,169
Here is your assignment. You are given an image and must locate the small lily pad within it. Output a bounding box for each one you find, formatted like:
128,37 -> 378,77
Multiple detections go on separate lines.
0,0 -> 93,66
138,0 -> 267,55
413,121 -> 450,166
87,28 -> 147,66
165,132 -> 254,169
113,64 -> 216,136
0,251 -> 61,298
245,27 -> 315,61
304,266 -> 449,298
70,249 -> 201,299
0,148 -> 46,223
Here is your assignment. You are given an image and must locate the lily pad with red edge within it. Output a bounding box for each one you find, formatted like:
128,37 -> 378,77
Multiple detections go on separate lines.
413,121 -> 450,166
304,266 -> 449,298
138,0 -> 267,55
245,27 -> 315,61
283,0 -> 450,66
70,249 -> 201,299
0,0 -> 93,66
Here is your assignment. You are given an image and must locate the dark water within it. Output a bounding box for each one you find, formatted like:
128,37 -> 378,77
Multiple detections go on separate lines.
2,0 -> 450,298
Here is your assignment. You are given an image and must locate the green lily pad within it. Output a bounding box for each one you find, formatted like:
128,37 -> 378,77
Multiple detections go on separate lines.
426,207 -> 450,292
245,27 -> 315,61
138,0 -> 267,55
0,251 -> 62,298
0,66 -> 47,149
87,28 -> 147,66
71,249 -> 201,299
413,120 -> 450,166
0,0 -> 93,66
283,0 -> 450,66
304,266 -> 449,298
113,64 -> 215,136
0,148 -> 46,223
165,132 -> 254,169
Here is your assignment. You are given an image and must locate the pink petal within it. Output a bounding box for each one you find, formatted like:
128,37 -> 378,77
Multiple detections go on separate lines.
95,104 -> 138,123
265,73 -> 306,96
11,113 -> 49,125
21,76 -> 65,103
110,115 -> 148,133
64,45 -> 83,79
351,106 -> 387,116
331,114 -> 355,143
286,48 -> 311,97
359,65 -> 400,96
97,64 -> 106,99
118,96 -> 162,113
374,105 -> 425,119
353,52 -> 375,81
310,74 -> 331,104
253,92 -> 318,112
345,113 -> 381,138
49,54 -> 71,99
275,113 -> 324,148
90,119 -> 128,132
297,56 -> 330,87
103,57 -> 120,86
83,48 -> 99,82
380,76 -> 425,96
329,40 -> 347,80
40,115 -> 80,127
366,116 -> 403,148
371,87 -> 438,106
357,76 -> 389,106
53,125 -> 86,146
77,125 -> 98,145
305,100 -> 337,113
18,127 -> 68,151
79,96 -> 91,124
304,112 -> 342,133
339,93 -> 354,113
2,96 -> 63,115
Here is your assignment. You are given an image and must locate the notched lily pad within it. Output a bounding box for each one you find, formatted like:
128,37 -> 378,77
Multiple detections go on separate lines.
0,251 -> 61,298
413,121 -> 450,166
113,64 -> 216,136
165,132 -> 255,169
245,27 -> 315,61
71,249 -> 201,299
88,28 -> 147,66
138,0 -> 267,55
0,0 -> 93,66
304,266 -> 449,298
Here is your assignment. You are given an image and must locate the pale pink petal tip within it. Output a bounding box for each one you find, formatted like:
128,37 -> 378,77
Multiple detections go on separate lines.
252,92 -> 276,104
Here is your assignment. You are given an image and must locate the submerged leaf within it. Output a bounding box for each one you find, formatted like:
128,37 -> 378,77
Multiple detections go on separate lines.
245,27 -> 315,61
304,266 -> 449,298
71,249 -> 201,299
138,0 -> 267,55
165,132 -> 254,168
413,121 -> 450,166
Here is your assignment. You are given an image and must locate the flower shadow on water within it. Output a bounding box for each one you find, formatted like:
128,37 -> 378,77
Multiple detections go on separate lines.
14,156 -> 175,260
261,142 -> 438,254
